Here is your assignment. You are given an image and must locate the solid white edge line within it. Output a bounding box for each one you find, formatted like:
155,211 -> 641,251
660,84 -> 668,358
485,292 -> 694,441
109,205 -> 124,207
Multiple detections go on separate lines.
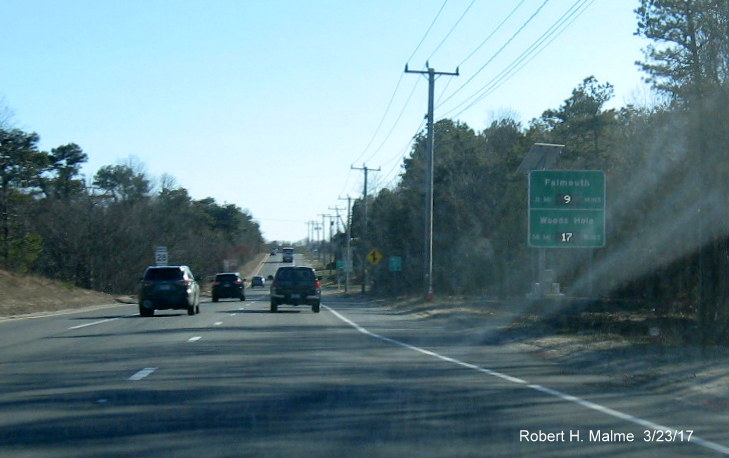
0,302 -> 133,323
323,304 -> 729,455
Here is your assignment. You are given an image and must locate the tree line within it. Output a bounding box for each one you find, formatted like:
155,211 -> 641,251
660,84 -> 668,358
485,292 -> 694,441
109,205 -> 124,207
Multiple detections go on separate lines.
0,129 -> 264,293
339,0 -> 729,338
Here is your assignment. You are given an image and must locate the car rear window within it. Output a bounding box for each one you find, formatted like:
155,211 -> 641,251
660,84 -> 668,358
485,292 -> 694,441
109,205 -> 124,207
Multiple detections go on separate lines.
276,268 -> 314,282
144,267 -> 184,281
215,274 -> 239,282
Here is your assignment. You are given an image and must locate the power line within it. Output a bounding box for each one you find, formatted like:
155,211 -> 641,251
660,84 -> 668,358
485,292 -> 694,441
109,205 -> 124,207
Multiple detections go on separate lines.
406,0 -> 450,64
437,0 -> 551,110
350,73 -> 405,166
426,0 -> 477,62
361,77 -> 422,165
351,1 -> 451,181
442,0 -> 594,120
456,0 -> 528,69
362,0 -> 597,202
433,0 -> 527,109
378,118 -> 427,191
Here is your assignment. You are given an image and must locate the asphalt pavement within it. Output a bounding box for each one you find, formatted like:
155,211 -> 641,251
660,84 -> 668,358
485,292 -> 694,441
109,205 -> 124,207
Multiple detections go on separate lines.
1,280 -> 729,457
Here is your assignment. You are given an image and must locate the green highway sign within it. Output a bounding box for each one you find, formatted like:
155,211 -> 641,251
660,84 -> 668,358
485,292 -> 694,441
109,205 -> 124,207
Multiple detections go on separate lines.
528,170 -> 605,248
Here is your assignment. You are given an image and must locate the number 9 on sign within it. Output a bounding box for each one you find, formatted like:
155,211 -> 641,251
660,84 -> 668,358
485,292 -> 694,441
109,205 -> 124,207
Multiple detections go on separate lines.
556,193 -> 573,206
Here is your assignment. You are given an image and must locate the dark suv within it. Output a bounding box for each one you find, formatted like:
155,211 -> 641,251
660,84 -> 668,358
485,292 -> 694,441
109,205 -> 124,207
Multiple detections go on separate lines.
211,272 -> 246,302
138,265 -> 200,317
269,266 -> 321,313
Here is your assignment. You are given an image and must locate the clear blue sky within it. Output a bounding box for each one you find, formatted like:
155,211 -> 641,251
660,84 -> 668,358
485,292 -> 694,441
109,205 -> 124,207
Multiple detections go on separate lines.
0,0 -> 649,242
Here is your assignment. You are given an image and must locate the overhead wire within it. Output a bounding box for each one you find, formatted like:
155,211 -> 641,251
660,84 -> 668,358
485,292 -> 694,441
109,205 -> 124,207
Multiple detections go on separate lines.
360,77 -> 422,165
378,118 -> 427,191
433,0 -> 527,107
372,0 -> 537,192
436,0 -> 551,110
426,0 -> 477,62
456,0 -> 529,69
406,0 -> 450,64
341,0 -> 451,199
350,73 -> 405,166
381,0 -> 591,192
345,0 -> 595,198
441,0 -> 594,120
371,0 -> 479,189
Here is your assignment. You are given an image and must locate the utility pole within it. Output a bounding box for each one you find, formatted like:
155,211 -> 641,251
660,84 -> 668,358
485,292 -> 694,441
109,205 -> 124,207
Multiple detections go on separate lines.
329,206 -> 342,280
338,196 -> 353,293
319,213 -> 335,267
405,62 -> 459,300
306,220 -> 317,250
351,164 -> 380,294
328,206 -> 345,234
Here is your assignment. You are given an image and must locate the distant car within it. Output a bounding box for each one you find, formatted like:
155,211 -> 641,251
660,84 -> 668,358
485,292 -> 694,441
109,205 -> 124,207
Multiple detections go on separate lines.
281,247 -> 294,263
251,275 -> 265,288
270,266 -> 321,313
211,272 -> 246,302
138,265 -> 201,317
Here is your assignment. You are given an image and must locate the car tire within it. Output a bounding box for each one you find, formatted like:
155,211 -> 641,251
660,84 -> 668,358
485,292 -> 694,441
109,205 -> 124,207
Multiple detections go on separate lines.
212,296 -> 218,302
240,294 -> 245,301
312,302 -> 320,313
139,306 -> 153,317
196,304 -> 200,314
270,301 -> 278,313
187,305 -> 195,316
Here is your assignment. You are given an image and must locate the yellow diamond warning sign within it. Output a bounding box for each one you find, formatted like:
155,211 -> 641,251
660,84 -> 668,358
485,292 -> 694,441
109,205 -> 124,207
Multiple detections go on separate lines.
366,249 -> 383,265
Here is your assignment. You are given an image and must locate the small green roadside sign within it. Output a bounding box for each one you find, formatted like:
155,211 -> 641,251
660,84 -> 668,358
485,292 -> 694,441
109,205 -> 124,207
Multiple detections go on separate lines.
528,170 -> 605,248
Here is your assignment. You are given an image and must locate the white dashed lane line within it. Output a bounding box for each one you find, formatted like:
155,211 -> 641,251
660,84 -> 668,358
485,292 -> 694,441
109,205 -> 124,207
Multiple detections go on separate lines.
187,336 -> 202,342
128,367 -> 157,381
68,318 -> 118,330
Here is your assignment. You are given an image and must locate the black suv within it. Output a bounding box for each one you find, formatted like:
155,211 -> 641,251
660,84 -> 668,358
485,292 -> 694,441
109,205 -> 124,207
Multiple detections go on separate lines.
138,265 -> 201,317
269,266 -> 321,313
211,272 -> 246,302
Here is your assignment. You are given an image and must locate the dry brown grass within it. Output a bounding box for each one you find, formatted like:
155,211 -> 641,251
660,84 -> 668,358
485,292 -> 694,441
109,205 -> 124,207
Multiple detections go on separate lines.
0,269 -> 119,318
0,254 -> 271,319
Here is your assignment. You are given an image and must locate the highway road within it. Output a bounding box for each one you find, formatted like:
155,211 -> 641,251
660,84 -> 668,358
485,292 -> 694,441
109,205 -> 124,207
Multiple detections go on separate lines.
1,254 -> 729,457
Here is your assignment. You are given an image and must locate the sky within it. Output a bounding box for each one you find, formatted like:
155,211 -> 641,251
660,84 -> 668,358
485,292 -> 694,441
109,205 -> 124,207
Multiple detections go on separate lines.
0,0 -> 651,242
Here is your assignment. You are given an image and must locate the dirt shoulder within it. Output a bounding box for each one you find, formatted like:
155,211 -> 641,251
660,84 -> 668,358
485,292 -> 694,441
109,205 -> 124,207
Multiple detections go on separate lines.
375,294 -> 729,414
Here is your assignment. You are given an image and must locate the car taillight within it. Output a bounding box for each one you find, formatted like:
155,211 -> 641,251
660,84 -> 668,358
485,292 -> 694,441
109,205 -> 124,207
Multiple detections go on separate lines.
270,280 -> 276,287
315,280 -> 321,289
234,280 -> 243,285
177,280 -> 192,286
212,281 -> 221,286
